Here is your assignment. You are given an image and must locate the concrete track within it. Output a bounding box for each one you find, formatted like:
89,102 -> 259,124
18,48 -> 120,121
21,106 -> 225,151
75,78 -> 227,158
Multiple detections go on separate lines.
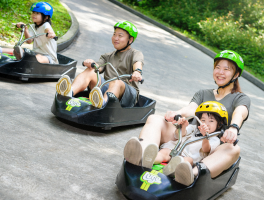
0,0 -> 263,199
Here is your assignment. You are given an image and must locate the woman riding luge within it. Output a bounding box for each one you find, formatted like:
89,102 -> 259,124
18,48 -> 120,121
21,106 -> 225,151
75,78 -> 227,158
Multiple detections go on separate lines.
123,50 -> 250,186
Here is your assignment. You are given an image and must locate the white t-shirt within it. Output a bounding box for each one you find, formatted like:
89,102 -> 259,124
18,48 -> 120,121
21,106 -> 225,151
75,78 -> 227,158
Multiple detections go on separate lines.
160,124 -> 220,163
28,22 -> 58,64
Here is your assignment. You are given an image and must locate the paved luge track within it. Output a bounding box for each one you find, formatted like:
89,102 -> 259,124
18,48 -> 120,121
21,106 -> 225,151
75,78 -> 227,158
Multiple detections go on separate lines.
0,0 -> 263,199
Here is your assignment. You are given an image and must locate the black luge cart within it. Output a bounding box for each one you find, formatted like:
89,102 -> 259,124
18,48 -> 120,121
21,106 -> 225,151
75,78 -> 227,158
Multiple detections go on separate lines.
0,23 -> 77,81
116,116 -> 240,200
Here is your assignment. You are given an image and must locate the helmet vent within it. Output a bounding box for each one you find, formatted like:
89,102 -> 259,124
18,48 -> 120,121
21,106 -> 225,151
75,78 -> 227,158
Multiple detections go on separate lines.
206,105 -> 209,108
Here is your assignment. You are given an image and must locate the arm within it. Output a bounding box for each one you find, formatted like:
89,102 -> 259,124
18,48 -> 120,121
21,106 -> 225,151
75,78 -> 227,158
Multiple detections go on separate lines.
45,27 -> 56,39
16,22 -> 33,44
202,139 -> 211,153
1,48 -> 14,54
164,102 -> 198,123
83,59 -> 100,72
198,123 -> 211,153
221,105 -> 248,143
129,61 -> 143,82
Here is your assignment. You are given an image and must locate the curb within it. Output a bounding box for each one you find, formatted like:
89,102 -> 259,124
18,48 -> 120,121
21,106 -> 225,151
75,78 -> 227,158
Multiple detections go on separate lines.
108,0 -> 264,91
57,2 -> 79,52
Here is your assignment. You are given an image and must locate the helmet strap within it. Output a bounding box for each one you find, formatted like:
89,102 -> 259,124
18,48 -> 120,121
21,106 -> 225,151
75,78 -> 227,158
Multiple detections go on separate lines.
115,38 -> 133,53
116,36 -> 134,53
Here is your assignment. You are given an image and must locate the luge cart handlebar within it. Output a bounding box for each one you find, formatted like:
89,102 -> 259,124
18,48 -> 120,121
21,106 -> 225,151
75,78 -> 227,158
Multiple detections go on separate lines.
170,115 -> 238,157
82,62 -> 144,86
14,23 -> 58,47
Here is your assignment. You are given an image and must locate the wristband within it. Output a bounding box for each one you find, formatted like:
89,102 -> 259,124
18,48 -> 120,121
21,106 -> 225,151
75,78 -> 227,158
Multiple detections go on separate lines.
228,124 -> 240,135
134,68 -> 142,75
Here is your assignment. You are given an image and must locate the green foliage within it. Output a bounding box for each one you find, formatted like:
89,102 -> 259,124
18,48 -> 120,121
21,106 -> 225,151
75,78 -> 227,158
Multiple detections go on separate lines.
199,15 -> 264,76
0,0 -> 71,43
120,0 -> 264,80
0,0 -> 15,9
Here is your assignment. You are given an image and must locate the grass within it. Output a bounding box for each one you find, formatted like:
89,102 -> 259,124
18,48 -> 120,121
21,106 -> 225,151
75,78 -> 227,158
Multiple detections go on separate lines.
0,0 -> 71,44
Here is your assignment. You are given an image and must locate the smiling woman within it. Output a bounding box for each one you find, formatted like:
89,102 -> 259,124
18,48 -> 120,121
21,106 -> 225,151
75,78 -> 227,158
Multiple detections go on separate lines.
123,49 -> 251,186
0,0 -> 71,44
213,50 -> 244,94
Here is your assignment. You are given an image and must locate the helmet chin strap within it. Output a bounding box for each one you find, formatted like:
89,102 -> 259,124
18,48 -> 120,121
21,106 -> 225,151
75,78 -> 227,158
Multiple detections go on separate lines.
216,69 -> 238,94
115,37 -> 133,53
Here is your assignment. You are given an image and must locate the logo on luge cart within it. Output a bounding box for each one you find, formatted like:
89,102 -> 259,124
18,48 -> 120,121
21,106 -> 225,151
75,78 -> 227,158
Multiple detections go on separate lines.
65,99 -> 81,111
140,170 -> 161,191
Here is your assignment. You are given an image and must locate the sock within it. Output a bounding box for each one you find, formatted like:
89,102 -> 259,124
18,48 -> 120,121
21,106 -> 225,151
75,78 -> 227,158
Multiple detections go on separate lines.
102,98 -> 106,106
68,88 -> 73,97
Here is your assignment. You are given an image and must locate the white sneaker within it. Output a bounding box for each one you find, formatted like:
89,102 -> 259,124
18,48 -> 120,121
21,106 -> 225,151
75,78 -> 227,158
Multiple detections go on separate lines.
56,75 -> 72,97
163,156 -> 184,176
89,87 -> 104,108
142,143 -> 159,169
123,137 -> 142,166
175,161 -> 194,186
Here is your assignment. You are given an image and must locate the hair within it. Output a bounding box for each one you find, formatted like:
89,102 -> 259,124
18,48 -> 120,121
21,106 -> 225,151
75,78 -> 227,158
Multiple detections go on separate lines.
196,112 -> 224,132
34,12 -> 52,30
214,59 -> 242,93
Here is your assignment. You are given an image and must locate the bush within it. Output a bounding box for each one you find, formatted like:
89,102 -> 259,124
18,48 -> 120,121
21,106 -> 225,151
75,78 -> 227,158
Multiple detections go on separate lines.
199,14 -> 264,76
120,0 -> 264,79
0,0 -> 15,9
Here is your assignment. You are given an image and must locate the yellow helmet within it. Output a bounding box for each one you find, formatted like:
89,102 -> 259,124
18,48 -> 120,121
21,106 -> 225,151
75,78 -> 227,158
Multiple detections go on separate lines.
195,101 -> 228,125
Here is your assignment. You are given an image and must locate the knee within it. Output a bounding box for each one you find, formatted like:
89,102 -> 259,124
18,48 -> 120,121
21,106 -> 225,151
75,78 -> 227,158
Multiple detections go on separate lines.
219,143 -> 240,160
109,80 -> 124,88
146,114 -> 164,125
232,145 -> 240,159
83,68 -> 96,76
227,144 -> 240,157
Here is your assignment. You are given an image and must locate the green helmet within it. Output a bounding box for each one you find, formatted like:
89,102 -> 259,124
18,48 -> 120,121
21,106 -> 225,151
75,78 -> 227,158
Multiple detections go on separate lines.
114,21 -> 138,42
214,50 -> 244,76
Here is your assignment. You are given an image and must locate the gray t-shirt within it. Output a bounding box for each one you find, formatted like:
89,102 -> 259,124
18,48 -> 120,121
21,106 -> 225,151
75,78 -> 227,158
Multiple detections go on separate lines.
96,48 -> 144,97
191,89 -> 251,125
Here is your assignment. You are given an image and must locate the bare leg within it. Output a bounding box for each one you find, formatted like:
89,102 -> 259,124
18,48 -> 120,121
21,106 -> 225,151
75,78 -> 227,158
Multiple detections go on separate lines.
1,48 -> 14,54
71,68 -> 98,96
174,144 -> 240,186
184,157 -> 193,166
124,114 -> 176,167
154,148 -> 171,164
139,115 -> 176,151
189,143 -> 240,177
36,54 -> 49,63
201,143 -> 240,178
103,80 -> 126,102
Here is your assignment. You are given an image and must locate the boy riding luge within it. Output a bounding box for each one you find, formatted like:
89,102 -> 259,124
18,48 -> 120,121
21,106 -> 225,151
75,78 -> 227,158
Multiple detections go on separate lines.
56,21 -> 143,108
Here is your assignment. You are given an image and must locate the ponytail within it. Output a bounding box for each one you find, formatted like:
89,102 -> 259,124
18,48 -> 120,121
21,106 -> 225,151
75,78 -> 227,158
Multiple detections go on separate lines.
231,78 -> 242,93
